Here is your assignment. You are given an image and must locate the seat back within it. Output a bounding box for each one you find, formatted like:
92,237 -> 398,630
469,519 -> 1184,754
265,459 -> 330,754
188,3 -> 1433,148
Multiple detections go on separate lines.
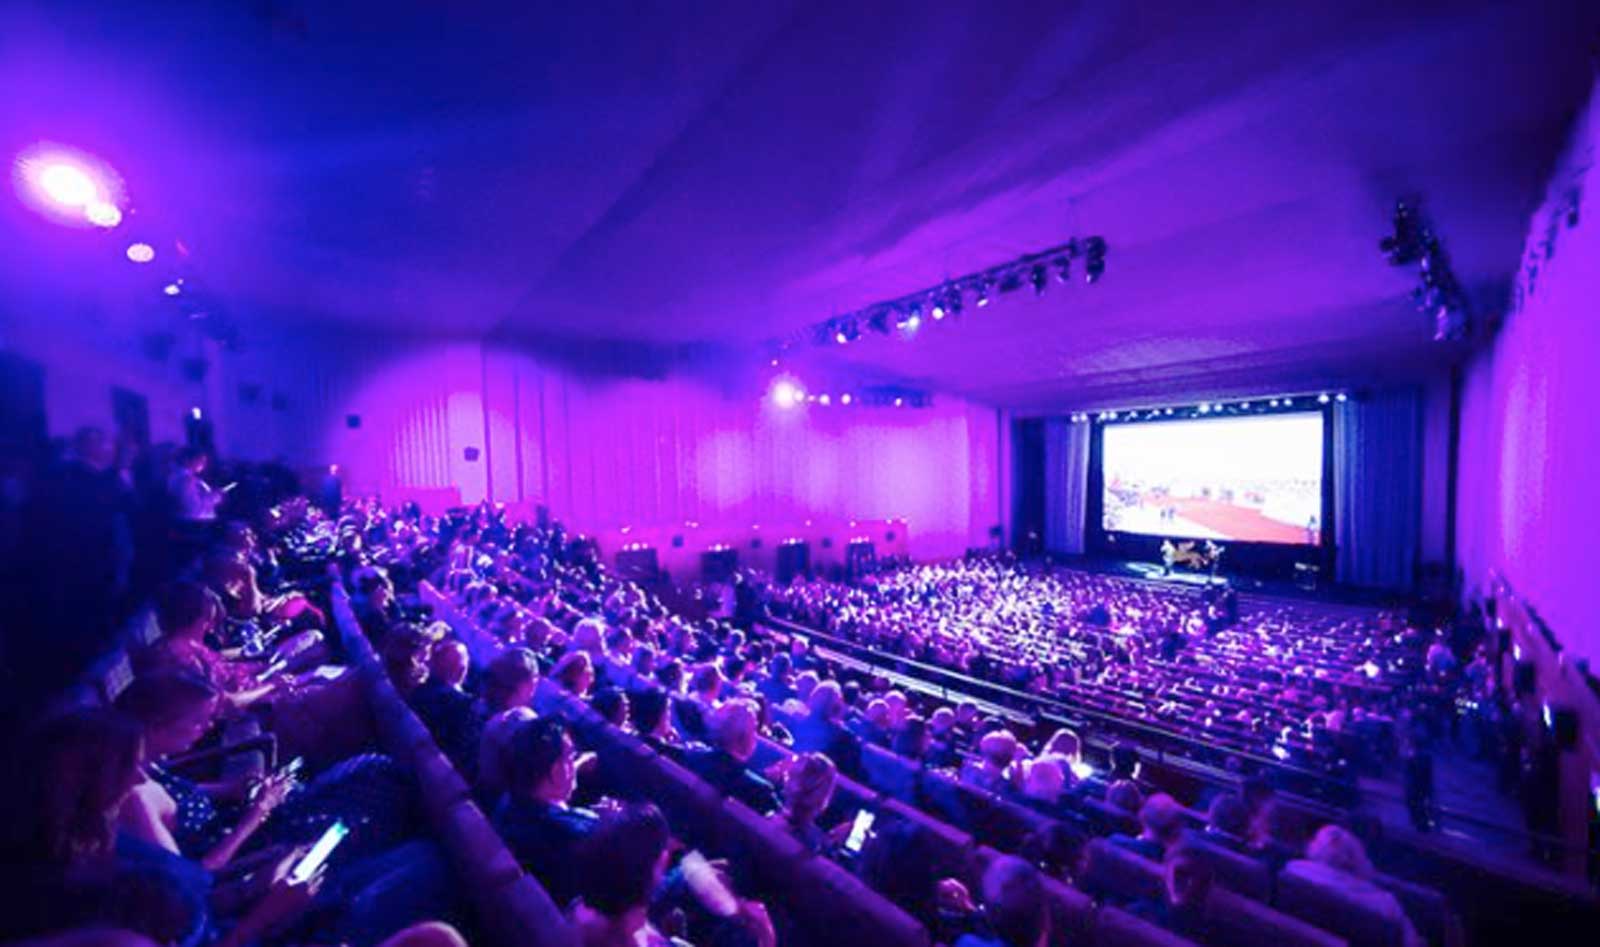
1275,869 -> 1404,947
861,744 -> 922,802
1186,836 -> 1272,902
1082,839 -> 1165,904
1373,873 -> 1455,947
1091,905 -> 1200,947
1205,889 -> 1347,947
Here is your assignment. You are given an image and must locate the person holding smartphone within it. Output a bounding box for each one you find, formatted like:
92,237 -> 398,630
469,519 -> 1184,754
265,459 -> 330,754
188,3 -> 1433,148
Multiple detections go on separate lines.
771,752 -> 841,854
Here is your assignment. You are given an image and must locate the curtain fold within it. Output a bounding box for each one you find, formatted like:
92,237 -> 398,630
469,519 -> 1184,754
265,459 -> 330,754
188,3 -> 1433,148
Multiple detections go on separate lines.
1334,389 -> 1422,589
1044,418 -> 1091,555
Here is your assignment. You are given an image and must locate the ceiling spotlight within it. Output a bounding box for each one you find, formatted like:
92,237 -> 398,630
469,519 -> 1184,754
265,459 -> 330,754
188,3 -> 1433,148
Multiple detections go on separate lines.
1241,402 -> 1251,409
930,298 -> 945,320
771,378 -> 804,409
37,162 -> 98,206
1030,264 -> 1047,295
1269,398 -> 1280,407
163,280 -> 183,296
818,394 -> 831,406
946,289 -> 963,317
834,330 -> 848,345
893,397 -> 904,407
1053,256 -> 1072,283
841,393 -> 853,405
1198,403 -> 1211,413
1282,397 -> 1293,406
1318,393 -> 1331,404
1336,393 -> 1348,403
975,280 -> 991,308
126,242 -> 155,263
1164,408 -> 1174,415
901,313 -> 921,334
1083,236 -> 1107,284
84,200 -> 122,228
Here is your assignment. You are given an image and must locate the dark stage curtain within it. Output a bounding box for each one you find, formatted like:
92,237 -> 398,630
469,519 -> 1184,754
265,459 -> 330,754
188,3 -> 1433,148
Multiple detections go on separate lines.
1043,417 -> 1091,555
1334,388 -> 1422,589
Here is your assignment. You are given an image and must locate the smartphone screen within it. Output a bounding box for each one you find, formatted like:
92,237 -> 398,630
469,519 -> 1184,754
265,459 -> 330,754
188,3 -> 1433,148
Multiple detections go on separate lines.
680,849 -> 738,917
844,809 -> 876,854
289,820 -> 349,883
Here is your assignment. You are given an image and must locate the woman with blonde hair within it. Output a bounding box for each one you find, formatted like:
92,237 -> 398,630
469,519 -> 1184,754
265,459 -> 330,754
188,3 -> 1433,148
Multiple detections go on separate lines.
774,752 -> 838,852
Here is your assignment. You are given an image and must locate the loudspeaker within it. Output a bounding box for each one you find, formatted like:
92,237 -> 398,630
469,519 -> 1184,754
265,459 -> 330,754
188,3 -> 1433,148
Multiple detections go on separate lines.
180,357 -> 209,383
346,414 -> 362,429
885,530 -> 896,543
463,447 -> 480,461
670,535 -> 684,549
750,537 -> 763,550
1513,660 -> 1537,696
776,541 -> 810,584
617,546 -> 660,582
701,547 -> 738,583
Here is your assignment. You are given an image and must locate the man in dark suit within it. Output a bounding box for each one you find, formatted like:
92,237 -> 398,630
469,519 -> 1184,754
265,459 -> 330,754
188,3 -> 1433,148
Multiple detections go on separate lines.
492,718 -> 599,906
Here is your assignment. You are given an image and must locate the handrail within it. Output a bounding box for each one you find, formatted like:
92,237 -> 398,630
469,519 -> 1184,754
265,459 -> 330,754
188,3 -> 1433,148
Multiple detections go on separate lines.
762,614 -> 1356,801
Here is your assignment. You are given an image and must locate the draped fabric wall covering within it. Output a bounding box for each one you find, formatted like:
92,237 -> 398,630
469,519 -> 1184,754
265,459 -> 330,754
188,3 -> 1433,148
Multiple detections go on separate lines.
1333,389 -> 1422,589
1042,417 -> 1090,555
217,335 -> 1003,560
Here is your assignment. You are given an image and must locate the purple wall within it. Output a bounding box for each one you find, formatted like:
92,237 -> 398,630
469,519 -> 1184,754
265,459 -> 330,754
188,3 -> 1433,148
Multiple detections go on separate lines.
217,336 -> 1003,561
1457,79 -> 1600,663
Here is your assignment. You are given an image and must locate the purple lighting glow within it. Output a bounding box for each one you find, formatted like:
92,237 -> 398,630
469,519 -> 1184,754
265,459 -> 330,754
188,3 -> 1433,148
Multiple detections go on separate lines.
14,145 -> 125,227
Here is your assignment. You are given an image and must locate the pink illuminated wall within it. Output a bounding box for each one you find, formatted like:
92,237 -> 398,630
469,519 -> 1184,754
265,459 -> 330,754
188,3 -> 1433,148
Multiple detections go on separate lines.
1456,79 -> 1599,662
218,335 -> 1003,561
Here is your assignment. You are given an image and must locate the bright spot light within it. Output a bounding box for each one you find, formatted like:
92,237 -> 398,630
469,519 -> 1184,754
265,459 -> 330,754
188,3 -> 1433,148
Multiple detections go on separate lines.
818,394 -> 831,406
163,281 -> 182,296
126,242 -> 155,263
1336,392 -> 1348,403
1069,760 -> 1095,781
1318,393 -> 1331,404
840,394 -> 853,405
189,406 -> 202,420
771,378 -> 804,409
893,397 -> 904,407
38,162 -> 97,206
84,200 -> 122,228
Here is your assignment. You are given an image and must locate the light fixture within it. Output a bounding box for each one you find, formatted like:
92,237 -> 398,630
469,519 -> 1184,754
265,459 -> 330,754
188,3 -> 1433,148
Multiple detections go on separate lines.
771,378 -> 805,409
818,394 -> 831,406
84,200 -> 122,228
163,281 -> 183,296
1318,393 -> 1330,404
126,242 -> 155,263
1030,264 -> 1047,295
840,393 -> 853,405
974,279 -> 991,308
1335,392 -> 1348,403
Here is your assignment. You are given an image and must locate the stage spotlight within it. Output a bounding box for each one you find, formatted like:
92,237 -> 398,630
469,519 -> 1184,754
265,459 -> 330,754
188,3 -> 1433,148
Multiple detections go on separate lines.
1318,393 -> 1330,404
126,242 -> 155,263
1269,399 -> 1280,407
189,406 -> 202,420
930,298 -> 945,320
163,281 -> 183,296
1336,392 -> 1348,403
84,200 -> 122,228
899,313 -> 921,334
841,393 -> 853,405
1053,256 -> 1072,283
975,280 -> 991,308
818,394 -> 831,406
1164,408 -> 1173,415
1198,403 -> 1211,414
1241,402 -> 1251,409
771,378 -> 804,409
893,397 -> 904,407
1282,397 -> 1293,406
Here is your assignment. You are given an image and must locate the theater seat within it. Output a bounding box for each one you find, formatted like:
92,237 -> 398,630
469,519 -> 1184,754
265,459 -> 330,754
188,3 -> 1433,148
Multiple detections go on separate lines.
880,797 -> 976,866
415,749 -> 471,814
861,744 -> 922,802
1091,905 -> 1200,947
1184,836 -> 1272,902
1373,873 -> 1458,947
1082,839 -> 1165,904
785,852 -> 932,947
477,875 -> 579,947
1275,869 -> 1405,947
1204,889 -> 1346,947
439,799 -> 524,891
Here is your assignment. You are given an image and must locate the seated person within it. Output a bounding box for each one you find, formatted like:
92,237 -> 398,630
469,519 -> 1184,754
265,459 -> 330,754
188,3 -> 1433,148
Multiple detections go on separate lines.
492,718 -> 599,906
771,752 -> 839,853
1109,793 -> 1185,861
572,804 -> 775,947
1197,792 -> 1251,852
475,648 -> 542,801
134,582 -> 276,709
953,856 -> 1050,947
683,699 -> 781,815
11,708 -> 321,947
850,698 -> 894,748
1247,799 -> 1300,870
591,687 -> 630,730
1283,826 -> 1423,947
629,686 -> 683,753
1105,779 -> 1145,817
892,714 -> 932,762
407,639 -> 481,777
960,730 -> 1019,795
1129,843 -> 1217,941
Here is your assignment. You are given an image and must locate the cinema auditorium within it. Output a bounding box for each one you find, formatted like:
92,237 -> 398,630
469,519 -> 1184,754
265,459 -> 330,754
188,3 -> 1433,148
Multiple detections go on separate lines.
3,3 -> 1599,946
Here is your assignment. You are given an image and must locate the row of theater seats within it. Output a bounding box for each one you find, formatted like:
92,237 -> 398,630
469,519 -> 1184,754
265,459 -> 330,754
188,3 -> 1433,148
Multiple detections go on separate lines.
782,696 -> 1459,947
533,680 -> 1198,947
328,578 -> 579,947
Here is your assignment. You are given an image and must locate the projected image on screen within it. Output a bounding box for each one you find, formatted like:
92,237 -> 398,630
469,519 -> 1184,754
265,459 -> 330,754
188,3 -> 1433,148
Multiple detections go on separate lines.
1102,413 -> 1324,545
